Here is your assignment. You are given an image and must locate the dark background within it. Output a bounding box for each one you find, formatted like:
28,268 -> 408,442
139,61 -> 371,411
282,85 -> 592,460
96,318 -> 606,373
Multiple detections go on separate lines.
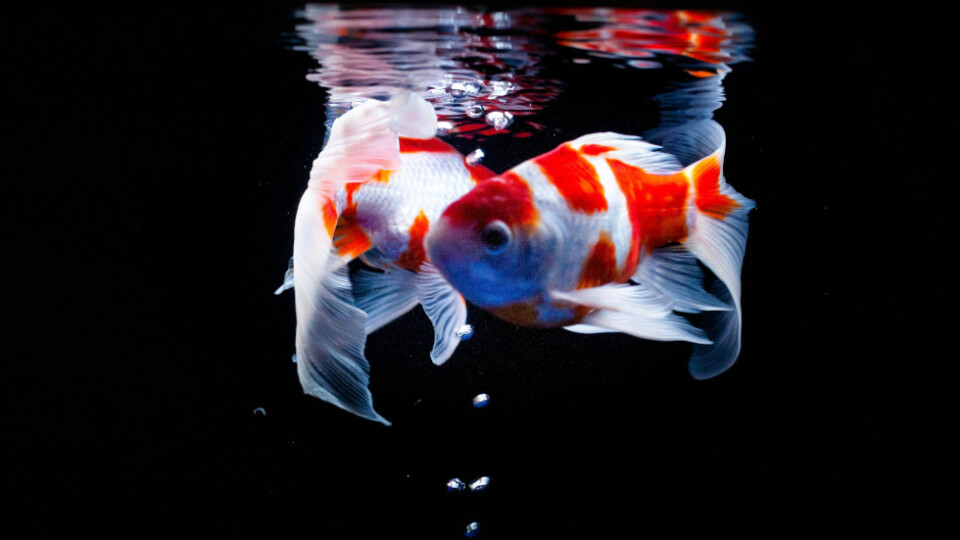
4,1 -> 941,535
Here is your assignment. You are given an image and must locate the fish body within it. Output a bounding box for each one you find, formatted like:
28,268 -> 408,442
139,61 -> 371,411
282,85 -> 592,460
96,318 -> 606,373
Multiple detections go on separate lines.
329,137 -> 494,270
427,121 -> 754,379
286,93 -> 496,425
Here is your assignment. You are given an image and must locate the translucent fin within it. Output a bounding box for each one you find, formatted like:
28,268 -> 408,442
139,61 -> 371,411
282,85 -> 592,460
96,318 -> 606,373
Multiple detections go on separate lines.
308,99 -> 399,200
353,269 -> 420,335
569,132 -> 683,174
645,118 -> 726,167
579,309 -> 711,344
389,91 -> 438,139
414,263 -> 467,366
290,94 -> 430,426
563,324 -> 617,334
274,256 -> 295,295
684,120 -> 756,379
551,284 -> 674,319
632,245 -> 729,314
551,285 -> 710,344
294,192 -> 387,424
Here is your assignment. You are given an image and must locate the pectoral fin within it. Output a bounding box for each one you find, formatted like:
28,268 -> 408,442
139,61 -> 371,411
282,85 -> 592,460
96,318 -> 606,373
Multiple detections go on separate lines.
352,263 -> 467,366
414,263 -> 467,365
551,284 -> 710,345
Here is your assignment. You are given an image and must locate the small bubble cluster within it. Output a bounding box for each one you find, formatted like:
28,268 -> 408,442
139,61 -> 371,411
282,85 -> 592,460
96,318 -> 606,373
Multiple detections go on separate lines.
465,522 -> 480,538
447,478 -> 467,492
450,81 -> 482,98
472,393 -> 490,408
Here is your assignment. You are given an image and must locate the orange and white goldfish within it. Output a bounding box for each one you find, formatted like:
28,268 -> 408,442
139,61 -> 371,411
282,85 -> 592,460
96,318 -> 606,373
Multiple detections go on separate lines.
285,92 -> 753,425
426,120 -> 754,381
282,93 -> 493,424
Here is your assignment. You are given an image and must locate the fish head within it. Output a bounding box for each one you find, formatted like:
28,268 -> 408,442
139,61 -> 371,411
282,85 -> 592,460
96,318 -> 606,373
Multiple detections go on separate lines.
426,175 -> 556,309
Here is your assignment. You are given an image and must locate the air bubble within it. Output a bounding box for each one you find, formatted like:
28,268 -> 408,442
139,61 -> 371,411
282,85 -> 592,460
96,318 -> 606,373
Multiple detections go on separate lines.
291,354 -> 297,363
466,103 -> 484,118
485,110 -> 514,130
465,150 -> 483,166
465,522 -> 480,537
447,478 -> 466,492
472,393 -> 490,408
456,324 -> 475,340
489,80 -> 515,96
468,476 -> 490,492
451,81 -> 482,98
437,121 -> 454,133
253,407 -> 267,416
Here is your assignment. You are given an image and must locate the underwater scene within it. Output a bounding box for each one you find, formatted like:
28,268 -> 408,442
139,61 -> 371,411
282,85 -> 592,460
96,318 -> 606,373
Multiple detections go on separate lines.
278,4 -> 757,534
8,1 -> 939,535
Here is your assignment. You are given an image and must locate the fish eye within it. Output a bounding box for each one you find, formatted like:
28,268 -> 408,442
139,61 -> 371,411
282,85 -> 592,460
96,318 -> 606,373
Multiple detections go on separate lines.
479,220 -> 510,254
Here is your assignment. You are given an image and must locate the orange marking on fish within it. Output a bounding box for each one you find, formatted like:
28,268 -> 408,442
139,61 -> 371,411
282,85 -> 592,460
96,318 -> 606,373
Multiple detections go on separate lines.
535,144 -> 607,214
692,154 -> 739,219
399,137 -> 458,154
577,232 -> 618,289
332,183 -> 372,259
320,198 -> 338,238
580,144 -> 616,156
608,158 -> 690,278
344,182 -> 363,206
685,69 -> 716,78
373,169 -> 391,183
396,210 -> 430,271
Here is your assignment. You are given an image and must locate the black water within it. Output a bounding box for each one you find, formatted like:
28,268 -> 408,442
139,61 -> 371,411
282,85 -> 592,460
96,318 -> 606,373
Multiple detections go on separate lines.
5,2 -> 942,536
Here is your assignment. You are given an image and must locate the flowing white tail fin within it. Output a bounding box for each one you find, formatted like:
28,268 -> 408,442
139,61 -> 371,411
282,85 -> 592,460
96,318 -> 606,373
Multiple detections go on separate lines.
292,92 -> 437,424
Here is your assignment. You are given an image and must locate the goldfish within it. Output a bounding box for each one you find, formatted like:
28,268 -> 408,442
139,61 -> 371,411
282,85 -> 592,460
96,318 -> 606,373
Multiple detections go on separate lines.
426,119 -> 754,381
282,93 -> 494,425
284,92 -> 753,425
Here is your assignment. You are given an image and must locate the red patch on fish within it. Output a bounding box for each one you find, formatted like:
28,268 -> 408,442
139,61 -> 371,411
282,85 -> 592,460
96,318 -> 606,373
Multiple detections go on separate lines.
692,154 -> 738,219
396,210 -> 430,271
399,137 -> 458,154
333,183 -> 372,259
442,172 -> 538,228
608,158 -> 689,277
535,144 -> 607,214
577,232 -> 618,289
466,161 -> 496,183
580,144 -> 616,156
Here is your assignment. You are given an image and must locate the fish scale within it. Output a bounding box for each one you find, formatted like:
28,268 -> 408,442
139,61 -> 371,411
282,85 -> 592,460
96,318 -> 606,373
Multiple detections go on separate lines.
348,148 -> 479,265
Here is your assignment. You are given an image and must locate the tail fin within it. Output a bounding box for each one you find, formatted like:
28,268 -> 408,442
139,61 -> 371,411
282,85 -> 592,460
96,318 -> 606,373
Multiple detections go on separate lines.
293,92 -> 437,424
682,120 -> 755,379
